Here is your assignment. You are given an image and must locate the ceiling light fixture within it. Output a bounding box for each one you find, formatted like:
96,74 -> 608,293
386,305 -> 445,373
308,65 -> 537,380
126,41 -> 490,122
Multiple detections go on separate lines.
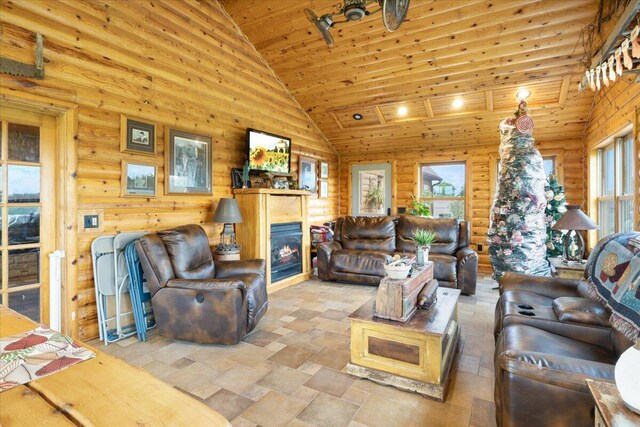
516,89 -> 531,101
452,98 -> 464,109
352,113 -> 363,120
397,106 -> 408,117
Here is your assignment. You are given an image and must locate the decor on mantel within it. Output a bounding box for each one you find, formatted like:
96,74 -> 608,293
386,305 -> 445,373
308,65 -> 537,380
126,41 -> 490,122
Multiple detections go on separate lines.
551,205 -> 598,263
585,232 -> 640,414
487,95 -> 551,280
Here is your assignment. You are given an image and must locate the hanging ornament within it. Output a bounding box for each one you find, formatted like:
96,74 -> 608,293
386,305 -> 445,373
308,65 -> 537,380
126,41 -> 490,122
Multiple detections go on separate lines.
601,63 -> 610,86
622,39 -> 633,69
608,55 -> 616,82
589,69 -> 596,91
514,100 -> 534,133
616,47 -> 624,75
631,25 -> 639,59
595,65 -> 601,89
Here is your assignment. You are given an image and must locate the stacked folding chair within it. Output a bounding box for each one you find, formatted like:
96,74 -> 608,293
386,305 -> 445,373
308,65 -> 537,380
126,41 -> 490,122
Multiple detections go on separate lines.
125,241 -> 155,341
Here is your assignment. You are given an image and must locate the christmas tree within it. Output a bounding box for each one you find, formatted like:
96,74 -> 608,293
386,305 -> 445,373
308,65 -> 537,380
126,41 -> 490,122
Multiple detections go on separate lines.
544,173 -> 567,258
487,100 -> 551,280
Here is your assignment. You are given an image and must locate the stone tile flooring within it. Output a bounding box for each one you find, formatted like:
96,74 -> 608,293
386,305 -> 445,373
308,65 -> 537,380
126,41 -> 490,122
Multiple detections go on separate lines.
94,276 -> 499,427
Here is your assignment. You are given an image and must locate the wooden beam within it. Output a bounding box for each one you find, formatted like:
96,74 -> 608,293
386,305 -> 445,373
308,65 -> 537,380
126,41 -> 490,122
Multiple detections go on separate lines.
485,91 -> 494,112
374,106 -> 387,124
559,77 -> 570,105
423,99 -> 434,119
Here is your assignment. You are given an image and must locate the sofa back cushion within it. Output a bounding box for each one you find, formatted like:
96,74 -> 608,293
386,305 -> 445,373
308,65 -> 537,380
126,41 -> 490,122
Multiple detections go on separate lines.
396,215 -> 459,254
340,216 -> 396,252
458,220 -> 471,249
158,224 -> 215,280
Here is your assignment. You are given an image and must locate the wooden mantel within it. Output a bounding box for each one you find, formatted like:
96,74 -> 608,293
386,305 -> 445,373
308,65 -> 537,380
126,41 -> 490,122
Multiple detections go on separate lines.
233,188 -> 311,292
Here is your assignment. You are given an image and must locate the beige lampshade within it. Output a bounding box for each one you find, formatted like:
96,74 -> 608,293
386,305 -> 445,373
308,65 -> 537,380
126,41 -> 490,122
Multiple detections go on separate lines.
551,205 -> 598,231
213,198 -> 243,223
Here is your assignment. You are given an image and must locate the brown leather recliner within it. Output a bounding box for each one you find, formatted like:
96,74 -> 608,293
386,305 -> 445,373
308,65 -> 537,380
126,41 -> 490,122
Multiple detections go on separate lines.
317,215 -> 477,294
135,224 -> 268,345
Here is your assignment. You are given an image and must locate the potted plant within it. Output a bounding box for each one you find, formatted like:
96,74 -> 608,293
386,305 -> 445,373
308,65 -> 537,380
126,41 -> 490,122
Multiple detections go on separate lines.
413,228 -> 437,266
409,195 -> 431,217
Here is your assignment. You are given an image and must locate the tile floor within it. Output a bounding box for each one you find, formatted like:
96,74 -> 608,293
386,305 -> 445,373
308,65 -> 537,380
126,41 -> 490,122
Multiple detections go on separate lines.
94,276 -> 499,427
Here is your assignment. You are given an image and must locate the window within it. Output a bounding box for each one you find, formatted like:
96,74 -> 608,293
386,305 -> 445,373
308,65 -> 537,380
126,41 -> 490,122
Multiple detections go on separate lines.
596,132 -> 635,238
543,156 -> 556,177
420,162 -> 465,220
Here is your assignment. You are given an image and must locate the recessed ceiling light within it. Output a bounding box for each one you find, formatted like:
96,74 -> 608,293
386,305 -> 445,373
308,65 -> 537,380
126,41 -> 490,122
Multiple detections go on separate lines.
516,89 -> 531,101
353,113 -> 363,120
452,98 -> 464,109
397,106 -> 408,116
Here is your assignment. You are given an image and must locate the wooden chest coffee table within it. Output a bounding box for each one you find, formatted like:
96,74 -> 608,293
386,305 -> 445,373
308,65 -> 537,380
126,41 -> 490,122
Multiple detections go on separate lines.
347,287 -> 461,401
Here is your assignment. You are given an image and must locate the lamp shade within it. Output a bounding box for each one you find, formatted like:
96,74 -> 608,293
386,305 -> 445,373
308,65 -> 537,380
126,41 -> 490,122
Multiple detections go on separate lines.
551,205 -> 598,231
213,198 -> 242,223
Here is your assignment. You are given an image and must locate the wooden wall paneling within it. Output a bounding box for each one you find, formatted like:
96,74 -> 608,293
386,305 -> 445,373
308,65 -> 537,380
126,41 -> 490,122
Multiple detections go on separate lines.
0,0 -> 339,340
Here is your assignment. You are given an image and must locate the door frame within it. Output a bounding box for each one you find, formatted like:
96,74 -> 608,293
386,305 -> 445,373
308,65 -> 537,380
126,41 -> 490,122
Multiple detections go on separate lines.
1,89 -> 78,337
347,160 -> 397,216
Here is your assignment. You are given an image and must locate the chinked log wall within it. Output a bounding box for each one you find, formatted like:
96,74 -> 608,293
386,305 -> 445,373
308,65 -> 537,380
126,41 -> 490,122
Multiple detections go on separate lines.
339,138 -> 585,274
0,0 -> 338,340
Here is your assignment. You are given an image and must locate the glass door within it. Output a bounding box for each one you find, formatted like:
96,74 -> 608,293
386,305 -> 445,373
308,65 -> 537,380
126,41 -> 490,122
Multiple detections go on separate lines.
0,107 -> 56,324
351,163 -> 392,216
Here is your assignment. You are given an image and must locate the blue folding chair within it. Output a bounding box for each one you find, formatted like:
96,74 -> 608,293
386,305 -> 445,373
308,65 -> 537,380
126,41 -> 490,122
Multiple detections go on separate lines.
125,241 -> 155,341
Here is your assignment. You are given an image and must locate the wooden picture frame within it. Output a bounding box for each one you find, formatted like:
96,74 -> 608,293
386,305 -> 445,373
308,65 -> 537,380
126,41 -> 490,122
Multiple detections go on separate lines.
319,161 -> 329,179
120,114 -> 156,155
319,179 -> 328,198
165,128 -> 212,194
121,160 -> 156,197
298,156 -> 318,193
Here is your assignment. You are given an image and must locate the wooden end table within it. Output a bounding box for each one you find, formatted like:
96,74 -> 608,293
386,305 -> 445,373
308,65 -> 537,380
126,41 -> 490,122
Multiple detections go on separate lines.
586,379 -> 640,427
549,257 -> 587,279
347,287 -> 461,401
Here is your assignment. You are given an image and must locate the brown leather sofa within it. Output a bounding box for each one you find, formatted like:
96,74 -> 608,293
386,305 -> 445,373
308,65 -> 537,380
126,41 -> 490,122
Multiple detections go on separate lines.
317,215 -> 477,295
493,235 -> 632,427
135,224 -> 268,345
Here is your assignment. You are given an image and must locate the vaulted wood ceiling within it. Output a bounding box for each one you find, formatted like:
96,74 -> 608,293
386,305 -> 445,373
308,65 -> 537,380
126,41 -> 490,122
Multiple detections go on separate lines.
220,0 -> 598,155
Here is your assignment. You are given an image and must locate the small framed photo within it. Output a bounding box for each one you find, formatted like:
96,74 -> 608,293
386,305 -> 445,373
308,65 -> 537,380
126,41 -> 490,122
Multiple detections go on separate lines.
165,128 -> 212,194
319,161 -> 329,179
298,156 -> 318,193
319,180 -> 328,198
120,115 -> 156,155
121,160 -> 156,197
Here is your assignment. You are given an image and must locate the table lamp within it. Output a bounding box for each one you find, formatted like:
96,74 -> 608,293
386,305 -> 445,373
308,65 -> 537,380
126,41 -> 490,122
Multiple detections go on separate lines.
551,204 -> 598,263
213,198 -> 242,253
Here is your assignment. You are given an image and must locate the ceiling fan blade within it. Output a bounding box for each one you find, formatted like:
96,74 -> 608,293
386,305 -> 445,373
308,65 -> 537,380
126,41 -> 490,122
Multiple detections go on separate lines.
381,0 -> 410,32
304,8 -> 318,22
304,9 -> 335,46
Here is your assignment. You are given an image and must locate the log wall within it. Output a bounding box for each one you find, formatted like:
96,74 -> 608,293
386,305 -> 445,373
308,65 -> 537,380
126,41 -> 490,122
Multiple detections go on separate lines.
0,0 -> 338,340
339,138 -> 585,273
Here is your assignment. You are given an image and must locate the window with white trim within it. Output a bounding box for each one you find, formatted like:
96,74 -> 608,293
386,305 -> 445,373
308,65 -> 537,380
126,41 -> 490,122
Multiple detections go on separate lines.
419,162 -> 466,220
596,132 -> 635,238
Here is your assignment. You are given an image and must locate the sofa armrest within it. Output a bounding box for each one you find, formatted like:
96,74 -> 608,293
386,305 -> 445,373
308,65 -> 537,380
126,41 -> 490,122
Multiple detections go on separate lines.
498,349 -> 615,393
499,272 -> 583,298
455,247 -> 478,295
215,259 -> 266,279
166,278 -> 245,292
317,241 -> 342,281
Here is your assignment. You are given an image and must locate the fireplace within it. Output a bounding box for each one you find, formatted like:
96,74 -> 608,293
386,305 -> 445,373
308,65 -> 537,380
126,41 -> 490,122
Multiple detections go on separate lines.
271,222 -> 303,283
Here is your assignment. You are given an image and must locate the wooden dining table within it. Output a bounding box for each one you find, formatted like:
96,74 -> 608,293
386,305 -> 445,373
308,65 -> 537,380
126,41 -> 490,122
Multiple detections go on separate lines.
0,305 -> 230,426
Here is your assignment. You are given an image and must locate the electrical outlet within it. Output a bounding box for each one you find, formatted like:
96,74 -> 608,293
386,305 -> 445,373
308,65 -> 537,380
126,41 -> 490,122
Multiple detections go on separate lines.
84,215 -> 99,229
477,244 -> 483,252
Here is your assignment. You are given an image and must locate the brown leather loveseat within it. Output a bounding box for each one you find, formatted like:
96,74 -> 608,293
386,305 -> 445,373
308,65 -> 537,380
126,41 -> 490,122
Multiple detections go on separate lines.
136,224 -> 268,345
493,233 -> 634,427
317,215 -> 477,295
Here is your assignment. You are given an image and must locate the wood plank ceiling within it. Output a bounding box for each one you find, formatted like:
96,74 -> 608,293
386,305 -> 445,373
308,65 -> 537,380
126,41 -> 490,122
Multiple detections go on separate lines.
219,0 -> 598,155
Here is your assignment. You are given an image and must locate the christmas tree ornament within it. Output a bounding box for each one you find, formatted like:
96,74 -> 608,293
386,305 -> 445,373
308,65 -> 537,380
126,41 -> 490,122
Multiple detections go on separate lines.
615,47 -> 623,76
487,99 -> 551,280
601,63 -> 609,87
631,25 -> 639,59
544,174 -> 567,258
608,55 -> 616,82
622,39 -> 632,70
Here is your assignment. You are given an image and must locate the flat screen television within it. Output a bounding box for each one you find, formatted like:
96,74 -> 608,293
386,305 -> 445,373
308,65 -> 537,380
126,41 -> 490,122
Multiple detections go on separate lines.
246,128 -> 291,173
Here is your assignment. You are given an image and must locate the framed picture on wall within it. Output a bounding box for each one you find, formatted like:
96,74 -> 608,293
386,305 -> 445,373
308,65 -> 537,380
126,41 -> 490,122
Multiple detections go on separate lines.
165,128 -> 212,194
298,156 -> 318,193
319,180 -> 328,198
121,160 -> 156,197
319,161 -> 329,179
120,115 -> 156,155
